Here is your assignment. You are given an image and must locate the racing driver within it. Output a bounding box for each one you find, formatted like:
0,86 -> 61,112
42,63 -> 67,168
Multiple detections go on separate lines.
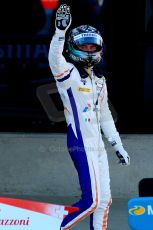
48,4 -> 130,230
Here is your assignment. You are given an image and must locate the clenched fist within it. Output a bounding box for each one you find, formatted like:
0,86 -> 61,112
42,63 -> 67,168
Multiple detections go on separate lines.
116,150 -> 130,166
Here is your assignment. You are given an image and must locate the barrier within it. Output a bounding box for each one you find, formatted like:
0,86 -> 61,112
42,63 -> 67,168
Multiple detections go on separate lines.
0,197 -> 78,230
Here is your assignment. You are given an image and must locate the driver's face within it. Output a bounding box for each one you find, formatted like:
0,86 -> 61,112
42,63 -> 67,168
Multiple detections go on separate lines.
78,44 -> 97,52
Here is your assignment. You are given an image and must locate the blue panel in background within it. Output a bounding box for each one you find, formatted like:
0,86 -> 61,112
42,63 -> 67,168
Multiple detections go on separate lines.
128,197 -> 153,230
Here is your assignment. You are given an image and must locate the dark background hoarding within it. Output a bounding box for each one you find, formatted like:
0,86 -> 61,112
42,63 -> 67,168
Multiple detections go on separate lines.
0,0 -> 152,133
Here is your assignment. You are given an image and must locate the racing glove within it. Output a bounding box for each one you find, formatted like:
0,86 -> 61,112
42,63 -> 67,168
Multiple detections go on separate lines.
101,119 -> 130,166
55,4 -> 72,32
108,137 -> 130,166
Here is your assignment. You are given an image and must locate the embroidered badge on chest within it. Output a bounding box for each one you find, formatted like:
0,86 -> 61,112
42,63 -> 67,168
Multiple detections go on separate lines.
81,79 -> 87,85
78,87 -> 91,92
96,78 -> 104,93
96,81 -> 103,91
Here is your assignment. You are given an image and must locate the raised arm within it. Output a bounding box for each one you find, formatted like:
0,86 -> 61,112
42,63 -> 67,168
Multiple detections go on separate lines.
48,4 -> 72,79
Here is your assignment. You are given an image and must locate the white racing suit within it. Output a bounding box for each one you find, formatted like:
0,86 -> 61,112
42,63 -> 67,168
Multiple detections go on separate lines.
48,29 -> 122,230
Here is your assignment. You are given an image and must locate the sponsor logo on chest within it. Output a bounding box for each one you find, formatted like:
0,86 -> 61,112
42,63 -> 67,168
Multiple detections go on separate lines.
78,87 -> 91,93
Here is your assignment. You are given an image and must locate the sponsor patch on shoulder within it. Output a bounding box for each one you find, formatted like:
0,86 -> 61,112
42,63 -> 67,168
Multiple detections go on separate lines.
78,87 -> 91,92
